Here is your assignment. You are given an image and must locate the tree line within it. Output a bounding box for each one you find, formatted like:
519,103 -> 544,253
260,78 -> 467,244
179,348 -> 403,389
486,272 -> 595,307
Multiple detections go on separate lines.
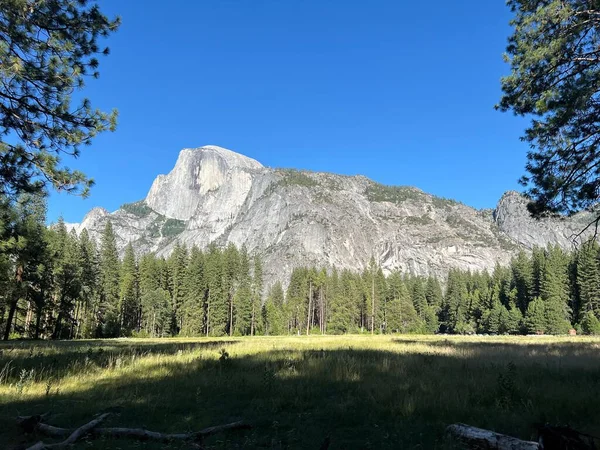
2,195 -> 600,340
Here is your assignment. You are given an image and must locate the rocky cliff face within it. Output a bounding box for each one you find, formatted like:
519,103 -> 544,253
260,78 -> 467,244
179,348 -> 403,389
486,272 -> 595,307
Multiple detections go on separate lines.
69,145 -> 592,287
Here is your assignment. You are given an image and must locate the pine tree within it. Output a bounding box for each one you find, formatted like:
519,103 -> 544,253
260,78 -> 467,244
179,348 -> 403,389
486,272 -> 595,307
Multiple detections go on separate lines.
329,269 -> 359,334
99,221 -> 120,337
251,254 -> 263,336
576,241 -> 600,320
411,279 -> 428,318
141,289 -> 171,337
512,250 -> 534,312
531,247 -> 546,299
263,281 -> 286,335
540,245 -> 572,332
581,310 -> 600,335
77,229 -> 99,338
504,304 -> 523,335
233,245 -> 253,335
286,268 -> 308,334
364,256 -> 381,334
0,0 -> 120,198
168,242 -> 188,335
119,243 -> 139,336
386,274 -> 407,333
425,276 -> 443,308
1,193 -> 49,340
499,0 -> 600,220
223,243 -> 240,336
525,297 -> 546,334
181,246 -> 206,336
27,229 -> 53,339
442,269 -> 469,333
205,244 -> 227,336
139,253 -> 161,296
48,219 -> 82,339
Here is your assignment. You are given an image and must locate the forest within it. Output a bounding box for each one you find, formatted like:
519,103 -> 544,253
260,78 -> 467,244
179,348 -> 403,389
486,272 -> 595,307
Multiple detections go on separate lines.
2,193 -> 600,341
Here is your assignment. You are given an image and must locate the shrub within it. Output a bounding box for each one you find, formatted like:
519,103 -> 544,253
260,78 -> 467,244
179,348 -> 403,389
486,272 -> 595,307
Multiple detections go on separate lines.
581,311 -> 600,335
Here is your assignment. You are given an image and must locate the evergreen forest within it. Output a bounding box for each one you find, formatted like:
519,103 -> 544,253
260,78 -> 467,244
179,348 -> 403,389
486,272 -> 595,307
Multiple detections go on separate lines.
2,194 -> 600,340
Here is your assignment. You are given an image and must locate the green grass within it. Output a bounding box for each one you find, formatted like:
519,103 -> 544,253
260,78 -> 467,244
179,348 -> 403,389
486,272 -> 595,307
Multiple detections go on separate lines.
2,335 -> 600,449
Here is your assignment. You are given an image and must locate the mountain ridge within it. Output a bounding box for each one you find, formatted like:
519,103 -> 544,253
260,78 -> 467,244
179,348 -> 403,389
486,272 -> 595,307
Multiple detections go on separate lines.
68,145 -> 592,288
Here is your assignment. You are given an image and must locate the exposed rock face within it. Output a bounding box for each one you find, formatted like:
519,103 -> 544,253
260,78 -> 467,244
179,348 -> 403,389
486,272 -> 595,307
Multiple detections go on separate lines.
70,145 -> 593,288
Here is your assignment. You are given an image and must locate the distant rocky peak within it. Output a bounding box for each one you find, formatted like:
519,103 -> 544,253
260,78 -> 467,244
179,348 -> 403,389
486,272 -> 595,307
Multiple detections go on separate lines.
145,146 -> 265,221
197,145 -> 264,170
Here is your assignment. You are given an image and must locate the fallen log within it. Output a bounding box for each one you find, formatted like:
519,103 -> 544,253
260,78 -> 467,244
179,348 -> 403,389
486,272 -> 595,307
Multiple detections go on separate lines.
446,423 -> 540,450
17,414 -> 251,445
25,413 -> 111,450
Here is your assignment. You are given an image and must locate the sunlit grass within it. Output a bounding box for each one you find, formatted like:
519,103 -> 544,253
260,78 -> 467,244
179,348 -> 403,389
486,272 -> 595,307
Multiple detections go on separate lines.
2,335 -> 600,449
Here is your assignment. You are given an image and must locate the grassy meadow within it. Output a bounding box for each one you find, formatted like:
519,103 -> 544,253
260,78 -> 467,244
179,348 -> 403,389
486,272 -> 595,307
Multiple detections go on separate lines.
1,335 -> 600,449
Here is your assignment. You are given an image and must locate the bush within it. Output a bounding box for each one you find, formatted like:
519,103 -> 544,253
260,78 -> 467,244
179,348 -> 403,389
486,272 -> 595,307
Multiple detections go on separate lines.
581,311 -> 600,335
131,330 -> 151,339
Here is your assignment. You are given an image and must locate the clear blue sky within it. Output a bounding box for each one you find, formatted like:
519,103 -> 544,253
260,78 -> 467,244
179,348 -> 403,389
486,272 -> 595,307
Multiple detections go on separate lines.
48,0 -> 528,223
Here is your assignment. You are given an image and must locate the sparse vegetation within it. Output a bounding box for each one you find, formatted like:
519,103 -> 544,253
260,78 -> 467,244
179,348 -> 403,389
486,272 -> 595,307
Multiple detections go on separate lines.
120,201 -> 153,218
161,218 -> 186,237
405,215 -> 433,226
365,183 -> 425,204
277,169 -> 320,188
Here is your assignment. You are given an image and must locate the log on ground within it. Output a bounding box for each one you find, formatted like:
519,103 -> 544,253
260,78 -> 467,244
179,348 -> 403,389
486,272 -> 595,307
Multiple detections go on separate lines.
446,423 -> 540,450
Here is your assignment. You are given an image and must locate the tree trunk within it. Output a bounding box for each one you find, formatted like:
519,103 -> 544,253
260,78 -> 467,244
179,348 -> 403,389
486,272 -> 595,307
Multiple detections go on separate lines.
229,288 -> 234,337
306,281 -> 313,336
250,300 -> 255,336
70,301 -> 80,339
206,295 -> 210,337
371,274 -> 375,335
3,298 -> 17,340
3,264 -> 23,340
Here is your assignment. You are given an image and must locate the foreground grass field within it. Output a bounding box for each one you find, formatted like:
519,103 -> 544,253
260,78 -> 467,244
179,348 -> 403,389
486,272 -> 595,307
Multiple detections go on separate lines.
1,335 -> 600,449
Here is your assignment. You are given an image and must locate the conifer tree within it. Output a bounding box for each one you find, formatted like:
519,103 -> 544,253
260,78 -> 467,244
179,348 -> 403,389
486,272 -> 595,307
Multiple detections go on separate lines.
223,243 -> 240,336
505,303 -> 523,335
411,279 -> 428,318
233,245 -> 253,335
141,288 -> 171,337
442,269 -> 469,333
263,281 -> 286,335
99,221 -> 120,337
576,241 -> 600,320
287,267 -> 308,334
512,250 -> 534,312
1,193 -> 48,339
425,276 -> 443,308
251,254 -> 263,336
329,269 -> 359,334
581,310 -> 600,335
205,244 -> 227,336
77,229 -> 99,338
47,219 -> 82,339
0,0 -> 120,198
168,242 -> 188,334
181,246 -> 206,336
525,297 -> 546,334
540,245 -> 572,332
119,243 -> 139,335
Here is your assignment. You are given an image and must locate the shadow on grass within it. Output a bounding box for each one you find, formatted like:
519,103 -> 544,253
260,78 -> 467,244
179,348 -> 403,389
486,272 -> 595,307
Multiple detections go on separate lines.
0,339 -> 240,384
2,339 -> 600,449
393,338 -> 600,367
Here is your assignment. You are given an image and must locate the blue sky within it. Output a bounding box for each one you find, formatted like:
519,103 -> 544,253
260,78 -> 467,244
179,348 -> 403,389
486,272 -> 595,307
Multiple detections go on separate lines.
48,0 -> 528,223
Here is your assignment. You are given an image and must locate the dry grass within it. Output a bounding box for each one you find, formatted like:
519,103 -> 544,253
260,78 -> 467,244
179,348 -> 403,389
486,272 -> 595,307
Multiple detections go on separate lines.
1,334 -> 600,449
